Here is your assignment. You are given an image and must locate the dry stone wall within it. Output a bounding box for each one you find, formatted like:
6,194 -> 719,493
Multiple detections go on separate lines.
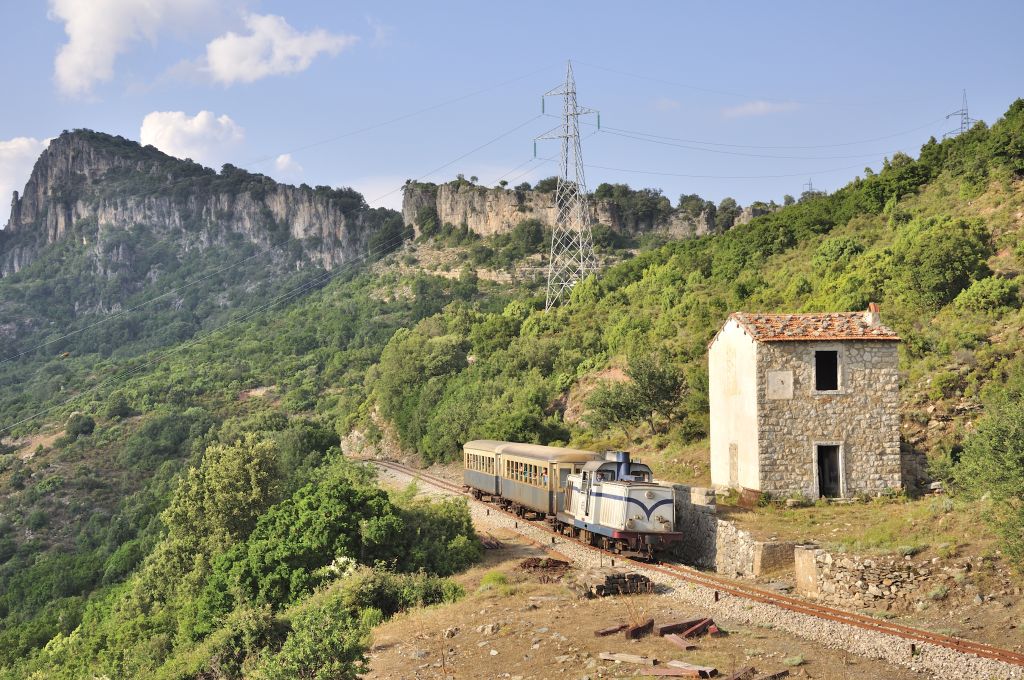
795,546 -> 977,613
756,341 -> 902,497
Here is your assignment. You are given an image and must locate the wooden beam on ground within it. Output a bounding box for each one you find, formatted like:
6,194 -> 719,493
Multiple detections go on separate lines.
681,617 -> 714,639
719,667 -> 756,680
752,671 -> 790,680
657,618 -> 705,636
625,617 -> 655,639
663,633 -> 698,651
594,623 -> 628,637
598,651 -> 657,666
645,661 -> 718,678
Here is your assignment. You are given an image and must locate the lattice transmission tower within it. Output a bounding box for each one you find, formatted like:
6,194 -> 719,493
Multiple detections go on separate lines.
538,61 -> 599,310
944,89 -> 977,139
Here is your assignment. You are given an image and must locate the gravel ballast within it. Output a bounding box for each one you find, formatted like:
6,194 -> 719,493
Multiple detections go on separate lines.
375,463 -> 1024,679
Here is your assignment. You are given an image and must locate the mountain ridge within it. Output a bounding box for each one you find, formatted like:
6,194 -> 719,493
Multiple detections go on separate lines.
1,129 -> 402,277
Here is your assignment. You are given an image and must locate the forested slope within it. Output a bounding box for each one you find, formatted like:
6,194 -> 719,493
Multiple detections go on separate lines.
0,100 -> 1022,677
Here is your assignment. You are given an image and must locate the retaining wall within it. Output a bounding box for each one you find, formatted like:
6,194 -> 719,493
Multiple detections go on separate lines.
795,545 -> 949,612
672,483 -> 796,578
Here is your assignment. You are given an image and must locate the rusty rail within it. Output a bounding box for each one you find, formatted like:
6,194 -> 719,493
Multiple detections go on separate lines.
371,460 -> 1024,668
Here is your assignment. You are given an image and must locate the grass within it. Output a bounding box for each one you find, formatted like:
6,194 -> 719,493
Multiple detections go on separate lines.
477,570 -> 516,596
721,493 -> 994,558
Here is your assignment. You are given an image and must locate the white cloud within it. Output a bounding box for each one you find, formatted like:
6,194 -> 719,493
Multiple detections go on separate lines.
140,111 -> 244,167
653,97 -> 681,112
273,153 -> 303,179
204,14 -> 358,85
49,0 -> 213,97
0,138 -> 50,224
721,100 -> 800,119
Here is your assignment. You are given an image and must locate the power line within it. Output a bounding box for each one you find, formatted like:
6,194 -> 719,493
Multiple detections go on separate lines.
1,110 -> 545,368
580,160 -> 869,180
598,127 -> 905,161
365,115 -> 545,206
3,147 -> 564,432
240,64 -> 558,168
575,60 -> 949,109
594,117 -> 948,150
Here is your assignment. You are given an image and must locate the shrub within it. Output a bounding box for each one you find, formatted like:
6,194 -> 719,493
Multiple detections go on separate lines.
104,391 -> 134,419
889,215 -> 992,309
954,400 -> 1024,562
928,371 -> 960,400
954,276 -> 1019,312
65,413 -> 95,438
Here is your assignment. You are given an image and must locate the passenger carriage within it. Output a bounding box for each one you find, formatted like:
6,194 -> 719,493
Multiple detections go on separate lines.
462,440 -> 595,516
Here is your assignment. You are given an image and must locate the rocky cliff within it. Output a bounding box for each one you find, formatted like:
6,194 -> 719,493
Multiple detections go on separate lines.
1,130 -> 397,277
401,181 -> 717,240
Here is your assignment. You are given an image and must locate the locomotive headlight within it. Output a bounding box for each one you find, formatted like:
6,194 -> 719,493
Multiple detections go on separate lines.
645,491 -> 655,500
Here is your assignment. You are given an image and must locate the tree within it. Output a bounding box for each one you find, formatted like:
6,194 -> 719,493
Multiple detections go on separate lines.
534,176 -> 559,193
252,592 -> 371,680
783,194 -> 795,206
716,197 -> 741,230
65,413 -> 95,438
585,381 -> 643,439
626,348 -> 686,434
677,193 -> 714,219
954,401 -> 1024,563
104,390 -> 133,419
889,215 -> 992,309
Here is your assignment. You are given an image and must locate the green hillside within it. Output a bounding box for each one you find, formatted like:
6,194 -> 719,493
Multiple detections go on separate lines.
0,99 -> 1022,677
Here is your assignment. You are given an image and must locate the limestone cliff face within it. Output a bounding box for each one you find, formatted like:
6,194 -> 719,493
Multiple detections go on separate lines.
1,130 -> 393,276
401,182 -> 716,240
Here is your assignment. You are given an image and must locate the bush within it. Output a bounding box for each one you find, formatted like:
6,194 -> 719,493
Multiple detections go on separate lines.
954,276 -> 1019,312
889,215 -> 992,309
104,391 -> 134,419
65,413 -> 95,438
954,400 -> 1024,562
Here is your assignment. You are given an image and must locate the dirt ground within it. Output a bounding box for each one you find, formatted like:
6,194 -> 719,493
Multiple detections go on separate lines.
364,527 -> 923,680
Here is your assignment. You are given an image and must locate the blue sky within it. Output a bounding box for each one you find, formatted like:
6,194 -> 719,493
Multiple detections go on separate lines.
1,1 -> 1023,213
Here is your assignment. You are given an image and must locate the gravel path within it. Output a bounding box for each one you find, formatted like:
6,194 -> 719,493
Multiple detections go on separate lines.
375,463 -> 1022,679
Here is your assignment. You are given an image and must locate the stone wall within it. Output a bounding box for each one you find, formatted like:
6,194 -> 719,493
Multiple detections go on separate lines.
672,484 -> 795,578
756,341 -> 901,497
795,546 -> 945,612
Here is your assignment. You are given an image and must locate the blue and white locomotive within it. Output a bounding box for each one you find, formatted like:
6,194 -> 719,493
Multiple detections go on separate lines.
462,440 -> 682,557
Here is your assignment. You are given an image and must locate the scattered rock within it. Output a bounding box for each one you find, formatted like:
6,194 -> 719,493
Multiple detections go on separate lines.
443,626 -> 459,639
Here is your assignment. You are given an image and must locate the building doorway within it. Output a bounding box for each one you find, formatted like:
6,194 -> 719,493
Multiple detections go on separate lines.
816,444 -> 841,497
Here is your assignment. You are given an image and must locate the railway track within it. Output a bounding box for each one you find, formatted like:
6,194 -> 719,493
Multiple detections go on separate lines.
374,459 -> 1024,669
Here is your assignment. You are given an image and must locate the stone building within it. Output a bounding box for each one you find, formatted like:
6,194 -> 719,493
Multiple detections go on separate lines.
708,304 -> 902,498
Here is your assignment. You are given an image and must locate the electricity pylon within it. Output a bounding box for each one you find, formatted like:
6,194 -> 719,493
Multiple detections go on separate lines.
944,89 -> 977,139
539,61 -> 599,310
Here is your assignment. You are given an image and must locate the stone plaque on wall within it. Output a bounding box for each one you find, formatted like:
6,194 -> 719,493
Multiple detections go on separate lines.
767,370 -> 794,399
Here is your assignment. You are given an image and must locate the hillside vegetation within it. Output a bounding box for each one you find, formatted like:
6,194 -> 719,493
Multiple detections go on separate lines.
0,100 -> 1022,676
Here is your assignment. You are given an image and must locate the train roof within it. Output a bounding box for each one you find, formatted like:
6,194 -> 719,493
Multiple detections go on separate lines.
463,440 -> 599,462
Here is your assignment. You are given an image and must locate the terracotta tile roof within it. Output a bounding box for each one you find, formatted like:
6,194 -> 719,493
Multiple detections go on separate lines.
728,311 -> 900,342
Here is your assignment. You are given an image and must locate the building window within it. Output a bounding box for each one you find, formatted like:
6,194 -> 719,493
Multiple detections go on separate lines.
814,350 -> 839,391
